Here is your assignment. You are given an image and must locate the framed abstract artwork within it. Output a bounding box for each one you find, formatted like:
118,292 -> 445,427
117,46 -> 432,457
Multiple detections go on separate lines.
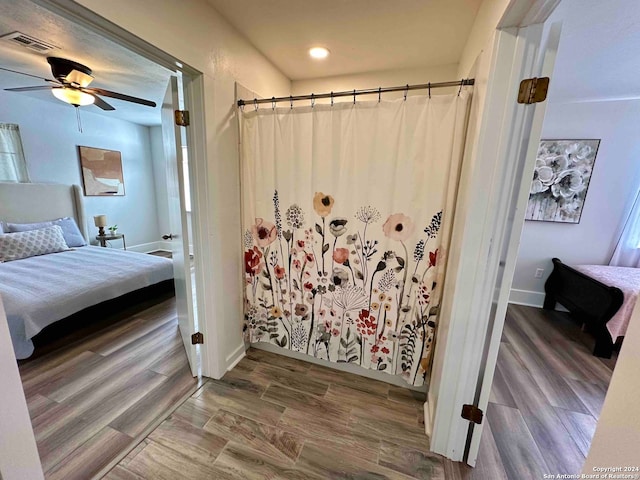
78,146 -> 125,196
525,139 -> 600,223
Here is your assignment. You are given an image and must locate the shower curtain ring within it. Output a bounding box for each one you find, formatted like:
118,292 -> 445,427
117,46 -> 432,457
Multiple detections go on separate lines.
428,82 -> 431,99
290,95 -> 293,109
404,84 -> 409,101
254,98 -> 258,111
311,93 -> 315,108
272,97 -> 276,110
378,87 -> 382,103
353,89 -> 356,105
330,91 -> 334,106
458,79 -> 464,96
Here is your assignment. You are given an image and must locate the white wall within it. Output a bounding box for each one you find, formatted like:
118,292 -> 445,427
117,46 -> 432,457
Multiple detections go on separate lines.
0,90 -> 161,248
457,0 -> 512,77
74,0 -> 291,375
511,99 -> 640,306
291,64 -> 459,101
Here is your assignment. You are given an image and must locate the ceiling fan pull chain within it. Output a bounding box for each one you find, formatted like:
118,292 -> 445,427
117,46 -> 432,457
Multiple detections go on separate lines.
75,106 -> 83,133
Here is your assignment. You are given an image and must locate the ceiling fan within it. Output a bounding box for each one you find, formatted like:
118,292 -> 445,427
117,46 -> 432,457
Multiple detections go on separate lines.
0,57 -> 157,110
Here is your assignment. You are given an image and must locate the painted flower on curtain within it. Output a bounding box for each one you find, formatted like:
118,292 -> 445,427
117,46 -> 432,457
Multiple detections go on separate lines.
243,189 -> 445,387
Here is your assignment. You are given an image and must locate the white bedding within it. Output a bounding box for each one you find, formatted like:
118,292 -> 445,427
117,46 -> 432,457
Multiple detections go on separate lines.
0,246 -> 173,359
573,264 -> 640,341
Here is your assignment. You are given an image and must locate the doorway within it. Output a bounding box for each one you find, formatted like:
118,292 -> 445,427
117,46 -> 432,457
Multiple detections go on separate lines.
0,0 -> 209,477
445,0 -> 639,475
476,0 -> 640,472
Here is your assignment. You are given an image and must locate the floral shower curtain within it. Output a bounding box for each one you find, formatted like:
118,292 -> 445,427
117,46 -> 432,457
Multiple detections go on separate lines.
241,93 -> 471,387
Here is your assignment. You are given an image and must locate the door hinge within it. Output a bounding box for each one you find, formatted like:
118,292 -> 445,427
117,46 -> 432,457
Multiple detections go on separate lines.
517,77 -> 550,104
175,110 -> 190,126
191,332 -> 204,344
461,404 -> 483,424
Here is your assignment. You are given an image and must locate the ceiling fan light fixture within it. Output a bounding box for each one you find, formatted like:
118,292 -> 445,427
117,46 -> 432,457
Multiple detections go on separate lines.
65,69 -> 93,88
309,47 -> 330,59
52,87 -> 95,106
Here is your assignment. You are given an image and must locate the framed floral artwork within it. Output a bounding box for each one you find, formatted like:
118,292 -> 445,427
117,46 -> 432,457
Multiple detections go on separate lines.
78,146 -> 125,196
525,139 -> 600,223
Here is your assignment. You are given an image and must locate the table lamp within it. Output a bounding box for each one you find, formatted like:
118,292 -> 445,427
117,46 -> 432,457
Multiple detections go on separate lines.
94,215 -> 107,236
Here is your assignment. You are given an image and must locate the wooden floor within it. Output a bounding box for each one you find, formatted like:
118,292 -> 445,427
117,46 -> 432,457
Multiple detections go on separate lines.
469,304 -> 615,479
105,304 -> 615,480
105,347 -> 457,480
18,296 -> 199,480
20,291 -> 613,479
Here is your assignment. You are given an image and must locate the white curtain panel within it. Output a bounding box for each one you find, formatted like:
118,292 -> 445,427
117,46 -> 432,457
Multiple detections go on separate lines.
241,93 -> 471,386
0,124 -> 29,183
610,188 -> 640,267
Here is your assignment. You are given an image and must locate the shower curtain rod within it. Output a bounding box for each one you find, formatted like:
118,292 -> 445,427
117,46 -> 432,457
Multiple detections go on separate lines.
237,78 -> 475,107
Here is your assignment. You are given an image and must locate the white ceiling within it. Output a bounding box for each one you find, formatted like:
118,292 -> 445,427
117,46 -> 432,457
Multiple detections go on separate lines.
548,0 -> 640,102
3,0 -> 633,128
0,0 -> 171,126
207,0 -> 483,80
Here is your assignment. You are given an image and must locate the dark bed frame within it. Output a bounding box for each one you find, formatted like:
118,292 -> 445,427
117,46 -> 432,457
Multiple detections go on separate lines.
543,258 -> 623,358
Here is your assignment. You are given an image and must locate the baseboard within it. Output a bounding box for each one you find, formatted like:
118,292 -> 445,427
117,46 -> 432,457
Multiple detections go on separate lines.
159,241 -> 173,252
126,241 -> 171,254
509,288 -> 569,312
249,342 -> 427,392
226,343 -> 247,371
509,289 -> 546,308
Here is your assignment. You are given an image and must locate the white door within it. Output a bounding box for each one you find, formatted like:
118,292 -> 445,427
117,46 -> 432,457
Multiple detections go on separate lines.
161,76 -> 199,377
465,22 -> 563,464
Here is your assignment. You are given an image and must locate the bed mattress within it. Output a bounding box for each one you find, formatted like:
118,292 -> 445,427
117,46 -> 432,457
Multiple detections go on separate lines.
0,246 -> 173,359
573,264 -> 640,341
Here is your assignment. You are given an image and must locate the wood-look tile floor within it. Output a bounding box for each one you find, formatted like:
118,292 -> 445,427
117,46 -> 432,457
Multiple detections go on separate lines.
105,304 -> 615,480
18,296 -> 199,480
469,304 -> 616,480
23,291 -> 613,479
105,347 -> 450,480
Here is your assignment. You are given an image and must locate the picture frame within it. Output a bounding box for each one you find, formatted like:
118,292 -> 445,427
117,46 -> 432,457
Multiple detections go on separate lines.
525,139 -> 600,224
78,146 -> 125,196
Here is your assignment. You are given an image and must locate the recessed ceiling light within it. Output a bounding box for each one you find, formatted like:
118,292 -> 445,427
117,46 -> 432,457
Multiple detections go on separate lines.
309,47 -> 330,59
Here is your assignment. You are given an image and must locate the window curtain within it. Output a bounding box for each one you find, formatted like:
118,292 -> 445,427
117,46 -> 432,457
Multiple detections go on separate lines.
610,187 -> 640,267
0,124 -> 29,183
240,93 -> 471,387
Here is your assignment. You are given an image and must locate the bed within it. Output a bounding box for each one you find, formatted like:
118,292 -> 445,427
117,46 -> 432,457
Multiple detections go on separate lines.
543,257 -> 640,358
0,182 -> 173,359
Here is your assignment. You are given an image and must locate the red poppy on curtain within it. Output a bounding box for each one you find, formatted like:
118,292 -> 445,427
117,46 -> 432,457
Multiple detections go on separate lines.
240,93 -> 471,387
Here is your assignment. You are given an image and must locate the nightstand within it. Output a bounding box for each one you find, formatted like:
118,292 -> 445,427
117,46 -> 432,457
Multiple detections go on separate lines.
96,234 -> 127,250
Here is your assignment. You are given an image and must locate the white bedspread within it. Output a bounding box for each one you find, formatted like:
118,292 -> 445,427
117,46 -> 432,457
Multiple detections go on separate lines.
573,264 -> 640,341
0,246 -> 173,359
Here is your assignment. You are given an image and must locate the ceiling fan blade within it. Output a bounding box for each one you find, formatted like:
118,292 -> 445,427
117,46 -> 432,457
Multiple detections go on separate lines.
90,93 -> 115,111
84,87 -> 156,107
0,66 -> 60,84
4,85 -> 54,92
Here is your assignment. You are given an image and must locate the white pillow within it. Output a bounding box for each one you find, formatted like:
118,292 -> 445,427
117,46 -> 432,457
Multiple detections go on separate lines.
0,225 -> 69,262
